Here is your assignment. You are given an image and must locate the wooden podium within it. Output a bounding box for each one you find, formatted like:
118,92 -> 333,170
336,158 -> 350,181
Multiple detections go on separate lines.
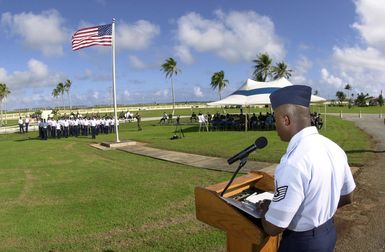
195,171 -> 279,252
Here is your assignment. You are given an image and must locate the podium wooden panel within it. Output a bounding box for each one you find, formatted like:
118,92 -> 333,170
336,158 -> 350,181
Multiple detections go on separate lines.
195,171 -> 278,252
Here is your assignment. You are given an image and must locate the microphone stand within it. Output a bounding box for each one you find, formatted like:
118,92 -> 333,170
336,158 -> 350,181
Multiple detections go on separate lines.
220,157 -> 248,197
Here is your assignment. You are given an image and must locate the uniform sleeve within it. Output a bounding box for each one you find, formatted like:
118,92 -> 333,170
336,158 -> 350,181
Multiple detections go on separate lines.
264,164 -> 306,228
341,162 -> 356,195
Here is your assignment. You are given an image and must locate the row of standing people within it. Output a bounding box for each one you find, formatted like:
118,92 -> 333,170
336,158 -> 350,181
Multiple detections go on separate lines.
38,117 -> 119,140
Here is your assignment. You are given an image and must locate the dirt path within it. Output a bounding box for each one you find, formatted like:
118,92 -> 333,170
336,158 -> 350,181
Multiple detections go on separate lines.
335,115 -> 385,251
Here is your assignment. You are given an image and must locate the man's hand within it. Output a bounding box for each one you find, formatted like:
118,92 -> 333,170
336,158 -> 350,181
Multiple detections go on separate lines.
256,199 -> 285,236
256,199 -> 271,216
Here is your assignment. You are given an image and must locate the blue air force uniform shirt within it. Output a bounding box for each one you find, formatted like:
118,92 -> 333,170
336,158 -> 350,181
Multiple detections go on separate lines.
265,126 -> 356,231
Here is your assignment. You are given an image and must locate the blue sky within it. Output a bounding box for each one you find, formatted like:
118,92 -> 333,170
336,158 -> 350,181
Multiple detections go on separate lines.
0,0 -> 384,110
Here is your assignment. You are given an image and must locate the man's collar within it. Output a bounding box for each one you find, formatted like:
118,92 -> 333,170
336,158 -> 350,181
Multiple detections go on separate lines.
286,126 -> 318,154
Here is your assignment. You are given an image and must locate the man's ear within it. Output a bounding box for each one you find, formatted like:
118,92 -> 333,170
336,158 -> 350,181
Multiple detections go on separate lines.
284,115 -> 290,126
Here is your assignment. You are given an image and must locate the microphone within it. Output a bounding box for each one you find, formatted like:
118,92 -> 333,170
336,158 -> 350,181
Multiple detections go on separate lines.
221,136 -> 268,196
227,137 -> 268,165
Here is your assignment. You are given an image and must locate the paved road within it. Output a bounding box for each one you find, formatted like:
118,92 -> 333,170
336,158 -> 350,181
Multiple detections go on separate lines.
335,114 -> 385,251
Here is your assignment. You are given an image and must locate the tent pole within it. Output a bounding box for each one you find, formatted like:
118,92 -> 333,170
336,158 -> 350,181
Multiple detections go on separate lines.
324,103 -> 327,130
245,106 -> 248,132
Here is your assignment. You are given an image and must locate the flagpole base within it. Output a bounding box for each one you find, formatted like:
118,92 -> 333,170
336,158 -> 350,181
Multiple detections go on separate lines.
101,140 -> 136,148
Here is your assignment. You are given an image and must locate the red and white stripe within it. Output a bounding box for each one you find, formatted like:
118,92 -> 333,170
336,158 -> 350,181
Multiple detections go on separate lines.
72,26 -> 112,51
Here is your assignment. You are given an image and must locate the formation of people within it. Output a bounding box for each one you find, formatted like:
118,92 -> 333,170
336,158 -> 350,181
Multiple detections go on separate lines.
193,111 -> 276,131
17,109 -> 323,138
190,111 -> 324,131
310,112 -> 324,129
37,115 -> 119,140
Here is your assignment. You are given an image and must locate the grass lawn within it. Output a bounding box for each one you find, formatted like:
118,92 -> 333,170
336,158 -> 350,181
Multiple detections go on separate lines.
0,115 -> 373,251
122,115 -> 373,166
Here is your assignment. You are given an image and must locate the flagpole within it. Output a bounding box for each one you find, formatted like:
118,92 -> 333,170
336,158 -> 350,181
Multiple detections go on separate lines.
112,18 -> 120,142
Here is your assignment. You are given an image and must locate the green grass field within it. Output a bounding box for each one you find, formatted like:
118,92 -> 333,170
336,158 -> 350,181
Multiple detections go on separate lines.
0,115 -> 374,251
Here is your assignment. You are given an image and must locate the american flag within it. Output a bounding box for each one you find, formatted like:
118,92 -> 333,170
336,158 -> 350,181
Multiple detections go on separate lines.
72,24 -> 112,51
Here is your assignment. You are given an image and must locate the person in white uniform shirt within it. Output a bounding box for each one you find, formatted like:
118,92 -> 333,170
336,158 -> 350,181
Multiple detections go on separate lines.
18,117 -> 24,133
257,85 -> 356,252
24,116 -> 30,133
90,117 -> 97,139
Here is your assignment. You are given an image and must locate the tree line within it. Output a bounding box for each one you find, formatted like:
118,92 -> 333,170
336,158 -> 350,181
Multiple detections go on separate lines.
161,52 -> 292,115
52,79 -> 72,110
335,84 -> 384,107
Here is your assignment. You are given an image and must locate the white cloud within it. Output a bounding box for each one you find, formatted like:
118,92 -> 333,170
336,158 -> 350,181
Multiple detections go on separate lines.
320,68 -> 344,89
175,10 -> 285,63
333,46 -> 385,72
328,0 -> 385,95
1,10 -> 68,56
116,20 -> 160,50
75,69 -> 110,82
0,68 -> 7,80
193,86 -> 203,97
291,56 -> 313,85
0,58 -> 63,90
352,0 -> 385,52
123,90 -> 130,97
128,55 -> 147,69
92,91 -> 99,99
154,89 -> 169,97
174,45 -> 194,64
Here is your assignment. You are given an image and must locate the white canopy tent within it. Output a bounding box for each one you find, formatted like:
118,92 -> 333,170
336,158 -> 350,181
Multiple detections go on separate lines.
207,78 -> 326,131
207,77 -> 325,106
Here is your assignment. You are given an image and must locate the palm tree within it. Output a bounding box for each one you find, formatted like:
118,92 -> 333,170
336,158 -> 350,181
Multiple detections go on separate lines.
344,84 -> 352,93
64,79 -> 72,111
52,83 -> 65,110
56,82 -> 65,110
210,71 -> 229,113
271,61 -> 293,80
344,83 -> 352,106
355,92 -> 369,107
336,91 -> 346,105
0,83 -> 11,126
210,71 -> 229,100
161,57 -> 180,116
252,53 -> 272,82
52,87 -> 60,108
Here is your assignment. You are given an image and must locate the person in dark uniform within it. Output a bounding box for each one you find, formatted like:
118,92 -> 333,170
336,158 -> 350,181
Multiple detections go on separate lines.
90,117 -> 97,139
257,85 -> 356,252
42,119 -> 48,140
38,118 -> 43,139
135,112 -> 142,131
18,117 -> 24,133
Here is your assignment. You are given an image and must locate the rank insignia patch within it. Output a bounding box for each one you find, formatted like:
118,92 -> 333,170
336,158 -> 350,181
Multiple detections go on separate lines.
273,185 -> 288,202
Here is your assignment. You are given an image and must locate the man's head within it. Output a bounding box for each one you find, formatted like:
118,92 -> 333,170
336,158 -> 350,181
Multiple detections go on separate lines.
269,85 -> 312,142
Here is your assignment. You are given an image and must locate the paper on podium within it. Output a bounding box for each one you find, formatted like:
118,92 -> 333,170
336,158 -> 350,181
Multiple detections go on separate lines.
220,192 -> 274,219
220,196 -> 263,219
245,192 -> 274,204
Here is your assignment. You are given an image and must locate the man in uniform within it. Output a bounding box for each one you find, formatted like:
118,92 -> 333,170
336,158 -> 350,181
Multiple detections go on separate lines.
18,116 -> 24,133
24,115 -> 30,133
258,85 -> 356,251
135,112 -> 142,131
90,117 -> 97,139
